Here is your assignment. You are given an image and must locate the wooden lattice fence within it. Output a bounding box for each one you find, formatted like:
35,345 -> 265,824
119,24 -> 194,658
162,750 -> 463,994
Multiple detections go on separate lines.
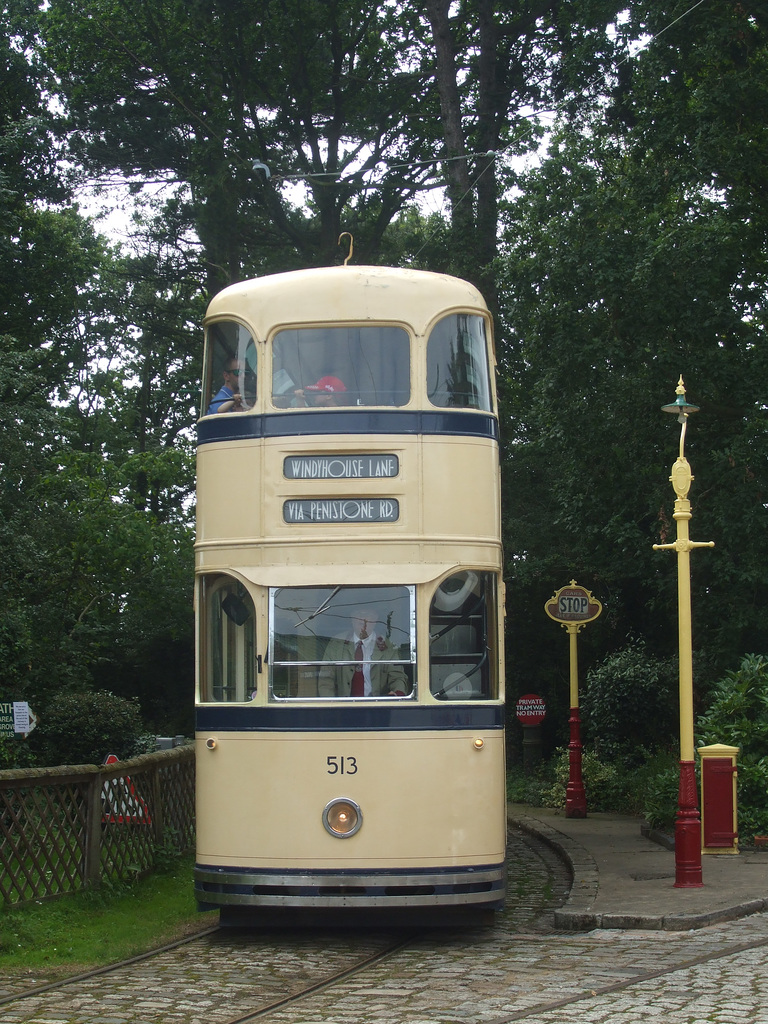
0,745 -> 195,907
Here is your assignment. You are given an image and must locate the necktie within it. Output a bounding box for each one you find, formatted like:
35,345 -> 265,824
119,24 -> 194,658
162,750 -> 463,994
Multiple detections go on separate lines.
351,640 -> 364,696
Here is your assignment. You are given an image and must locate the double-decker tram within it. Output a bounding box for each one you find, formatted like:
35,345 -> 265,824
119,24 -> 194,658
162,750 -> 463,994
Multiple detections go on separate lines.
194,263 -> 506,923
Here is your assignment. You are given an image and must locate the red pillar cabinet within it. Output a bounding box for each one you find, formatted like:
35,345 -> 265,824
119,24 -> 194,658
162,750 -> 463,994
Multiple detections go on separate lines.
697,744 -> 739,854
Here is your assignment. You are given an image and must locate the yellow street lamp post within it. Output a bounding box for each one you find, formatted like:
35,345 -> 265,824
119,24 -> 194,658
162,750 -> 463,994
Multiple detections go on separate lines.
653,376 -> 714,888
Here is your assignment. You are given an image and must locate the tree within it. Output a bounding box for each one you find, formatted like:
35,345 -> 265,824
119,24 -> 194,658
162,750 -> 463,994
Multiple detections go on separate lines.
39,0 -> 447,291
34,0 -> 636,303
419,0 -> 625,308
1,10 -> 197,739
498,1 -> 768,727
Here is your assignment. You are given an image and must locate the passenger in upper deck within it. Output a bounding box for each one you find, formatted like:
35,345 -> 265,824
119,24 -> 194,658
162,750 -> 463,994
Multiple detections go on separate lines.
293,375 -> 347,408
207,360 -> 245,414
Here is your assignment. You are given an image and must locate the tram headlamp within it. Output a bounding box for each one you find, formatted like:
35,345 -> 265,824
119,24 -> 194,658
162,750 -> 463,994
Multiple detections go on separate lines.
323,798 -> 362,838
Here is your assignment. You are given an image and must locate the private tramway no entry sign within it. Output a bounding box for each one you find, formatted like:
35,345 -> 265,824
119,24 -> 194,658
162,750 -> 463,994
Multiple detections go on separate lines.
515,693 -> 546,726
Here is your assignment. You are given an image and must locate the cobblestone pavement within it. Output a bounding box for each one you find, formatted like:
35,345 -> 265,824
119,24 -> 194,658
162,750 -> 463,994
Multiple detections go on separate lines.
2,828 -> 767,1024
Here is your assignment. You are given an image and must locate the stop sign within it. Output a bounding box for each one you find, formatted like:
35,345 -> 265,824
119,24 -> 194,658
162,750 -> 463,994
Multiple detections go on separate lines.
544,581 -> 602,625
515,693 -> 546,726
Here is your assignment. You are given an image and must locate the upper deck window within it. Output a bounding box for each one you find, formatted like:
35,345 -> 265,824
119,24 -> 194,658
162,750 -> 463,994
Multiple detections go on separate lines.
427,314 -> 492,411
272,327 -> 410,408
204,321 -> 258,415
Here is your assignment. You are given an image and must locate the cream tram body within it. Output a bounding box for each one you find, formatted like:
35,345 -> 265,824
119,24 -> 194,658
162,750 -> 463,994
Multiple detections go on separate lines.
194,265 -> 506,917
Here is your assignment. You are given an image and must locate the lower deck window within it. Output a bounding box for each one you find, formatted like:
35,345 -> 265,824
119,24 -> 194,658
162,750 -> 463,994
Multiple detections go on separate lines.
430,571 -> 497,700
200,576 -> 256,702
270,585 -> 414,699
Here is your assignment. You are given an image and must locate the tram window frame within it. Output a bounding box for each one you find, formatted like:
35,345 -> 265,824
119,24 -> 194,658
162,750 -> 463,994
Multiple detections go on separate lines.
199,576 -> 257,703
271,326 -> 410,408
426,313 -> 493,411
269,585 -> 415,700
429,571 -> 497,700
202,320 -> 258,416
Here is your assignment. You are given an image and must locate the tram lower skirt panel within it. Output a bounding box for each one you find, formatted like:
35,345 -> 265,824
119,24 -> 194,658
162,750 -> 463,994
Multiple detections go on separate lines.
195,863 -> 506,909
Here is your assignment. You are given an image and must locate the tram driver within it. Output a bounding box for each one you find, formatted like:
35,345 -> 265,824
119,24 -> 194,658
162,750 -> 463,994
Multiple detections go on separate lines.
207,359 -> 246,414
319,608 -> 409,698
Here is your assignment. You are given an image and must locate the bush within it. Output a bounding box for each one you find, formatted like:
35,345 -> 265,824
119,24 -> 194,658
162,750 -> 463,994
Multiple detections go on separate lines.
534,748 -> 626,812
640,756 -> 680,832
581,638 -> 677,761
508,745 -> 682,825
696,654 -> 768,840
29,691 -> 145,766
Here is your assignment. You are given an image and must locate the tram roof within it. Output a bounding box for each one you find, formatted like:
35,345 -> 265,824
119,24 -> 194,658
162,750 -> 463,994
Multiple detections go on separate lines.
205,266 -> 489,338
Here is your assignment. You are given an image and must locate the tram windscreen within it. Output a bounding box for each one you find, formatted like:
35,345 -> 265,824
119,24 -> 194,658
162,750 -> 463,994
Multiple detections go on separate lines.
270,585 -> 415,699
272,327 -> 410,408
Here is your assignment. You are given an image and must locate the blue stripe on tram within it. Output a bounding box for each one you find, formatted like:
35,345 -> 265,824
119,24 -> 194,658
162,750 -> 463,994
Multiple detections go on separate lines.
196,703 -> 505,732
197,409 -> 499,445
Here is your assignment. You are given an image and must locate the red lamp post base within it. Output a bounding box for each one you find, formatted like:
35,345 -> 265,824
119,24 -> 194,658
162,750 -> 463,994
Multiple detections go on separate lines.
565,705 -> 587,818
674,759 -> 703,887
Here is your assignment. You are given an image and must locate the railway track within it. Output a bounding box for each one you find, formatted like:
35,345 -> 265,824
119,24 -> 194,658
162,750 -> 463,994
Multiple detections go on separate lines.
12,831 -> 768,1024
4,921 -> 768,1024
0,826 -> 567,1022
0,926 -> 422,1024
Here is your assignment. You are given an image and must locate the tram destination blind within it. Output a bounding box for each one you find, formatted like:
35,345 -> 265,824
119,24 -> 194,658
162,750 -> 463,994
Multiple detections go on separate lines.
284,454 -> 399,479
284,498 -> 399,523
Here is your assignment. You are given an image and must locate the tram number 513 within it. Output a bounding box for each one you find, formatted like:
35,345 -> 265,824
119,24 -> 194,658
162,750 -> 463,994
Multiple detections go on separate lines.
326,756 -> 358,775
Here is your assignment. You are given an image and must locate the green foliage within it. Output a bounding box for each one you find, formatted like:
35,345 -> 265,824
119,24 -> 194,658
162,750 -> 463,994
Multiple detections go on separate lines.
3,0 -> 767,776
0,852 -> 212,971
581,638 -> 677,759
696,654 -> 768,751
30,691 -> 145,766
499,5 -> 768,713
640,757 -> 680,833
510,656 -> 768,840
535,748 -> 624,813
509,746 -> 680,825
696,654 -> 768,840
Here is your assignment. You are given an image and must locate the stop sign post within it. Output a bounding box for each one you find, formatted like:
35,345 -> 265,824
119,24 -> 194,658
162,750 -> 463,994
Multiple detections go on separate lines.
544,580 -> 603,818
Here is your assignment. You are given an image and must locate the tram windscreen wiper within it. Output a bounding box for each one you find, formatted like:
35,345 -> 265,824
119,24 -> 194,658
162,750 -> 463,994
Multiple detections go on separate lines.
295,586 -> 341,628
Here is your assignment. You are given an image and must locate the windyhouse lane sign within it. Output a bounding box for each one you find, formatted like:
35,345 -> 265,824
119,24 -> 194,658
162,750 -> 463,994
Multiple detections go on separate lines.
284,454 -> 399,479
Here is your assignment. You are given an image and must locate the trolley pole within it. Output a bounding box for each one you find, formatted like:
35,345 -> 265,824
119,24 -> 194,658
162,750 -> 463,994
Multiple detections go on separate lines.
653,377 -> 714,888
545,582 -> 602,819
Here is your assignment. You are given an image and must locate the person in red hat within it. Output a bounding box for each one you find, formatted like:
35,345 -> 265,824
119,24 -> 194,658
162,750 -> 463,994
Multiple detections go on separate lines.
293,375 -> 347,407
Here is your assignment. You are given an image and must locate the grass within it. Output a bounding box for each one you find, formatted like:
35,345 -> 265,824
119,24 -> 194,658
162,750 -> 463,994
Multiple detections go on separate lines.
0,853 -> 217,980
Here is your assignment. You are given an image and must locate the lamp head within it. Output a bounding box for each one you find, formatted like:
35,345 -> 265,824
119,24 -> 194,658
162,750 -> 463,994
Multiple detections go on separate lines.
662,375 -> 699,424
